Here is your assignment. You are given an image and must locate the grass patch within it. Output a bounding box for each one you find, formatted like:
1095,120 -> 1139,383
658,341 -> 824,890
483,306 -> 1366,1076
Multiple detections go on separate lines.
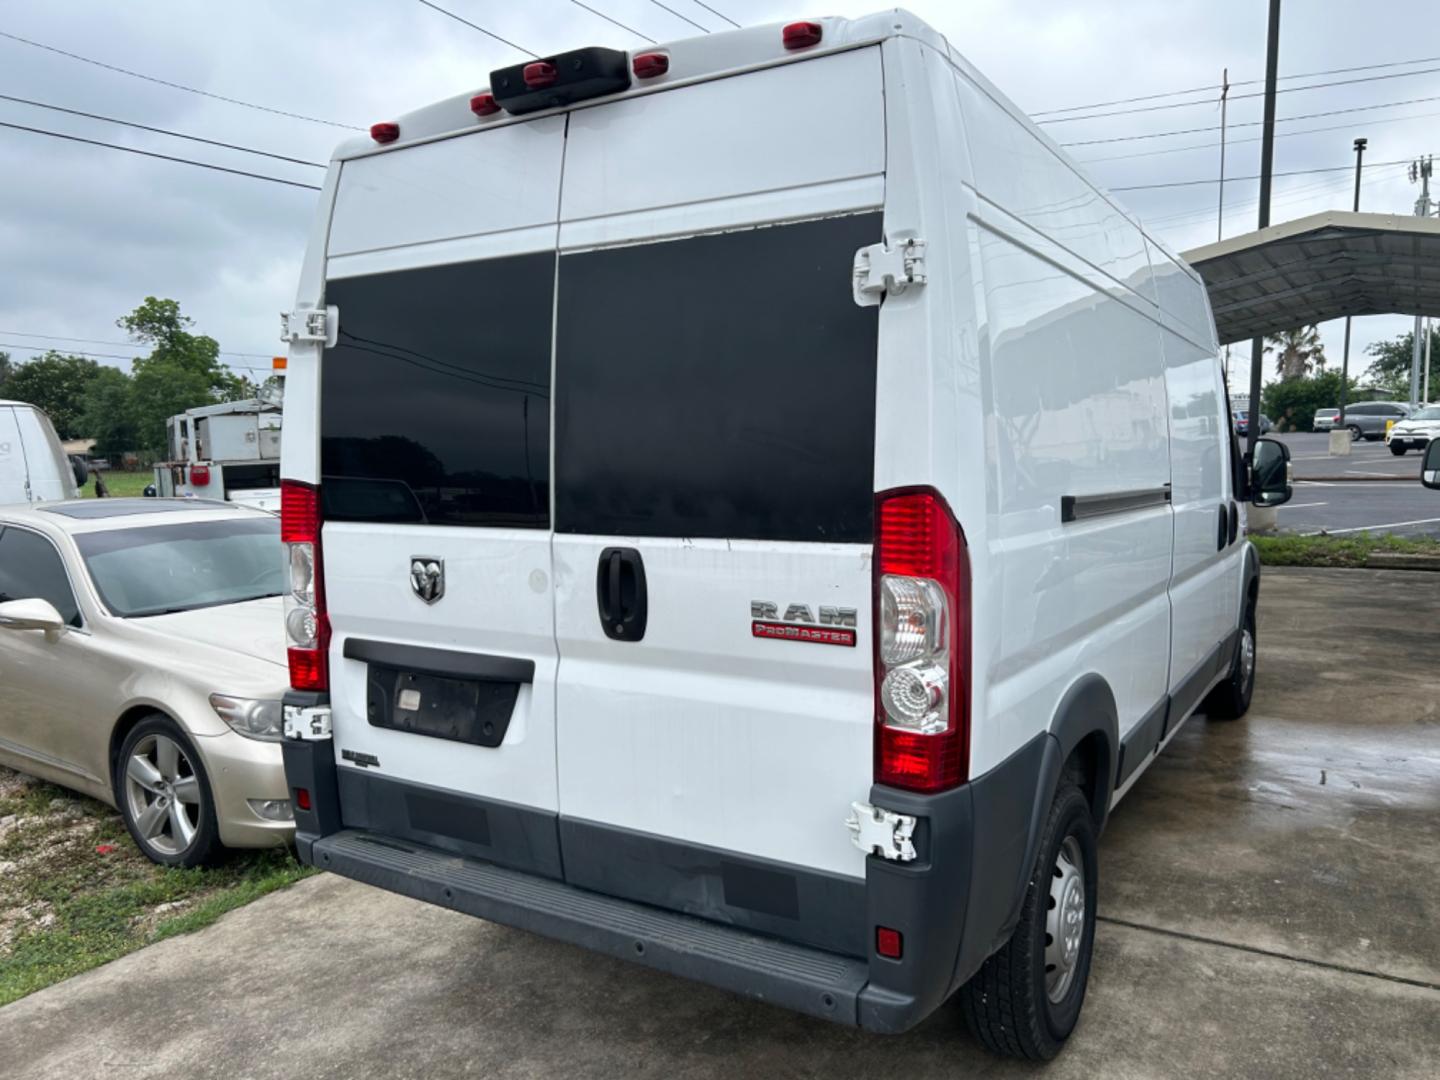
80,470 -> 152,498
1253,532 -> 1440,568
0,767 -> 312,1006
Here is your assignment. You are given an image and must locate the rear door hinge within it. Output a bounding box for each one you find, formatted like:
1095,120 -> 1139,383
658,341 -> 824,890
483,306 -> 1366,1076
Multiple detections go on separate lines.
281,305 -> 338,348
853,238 -> 926,307
283,704 -> 333,741
846,801 -> 918,862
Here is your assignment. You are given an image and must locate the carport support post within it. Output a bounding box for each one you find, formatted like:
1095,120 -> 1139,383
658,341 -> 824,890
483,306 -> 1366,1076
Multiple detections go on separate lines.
1333,137 -> 1366,457
1246,0 -> 1282,468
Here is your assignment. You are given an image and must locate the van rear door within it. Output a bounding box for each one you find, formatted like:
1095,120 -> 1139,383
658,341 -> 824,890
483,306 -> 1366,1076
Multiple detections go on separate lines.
316,118 -> 566,869
549,49 -> 886,947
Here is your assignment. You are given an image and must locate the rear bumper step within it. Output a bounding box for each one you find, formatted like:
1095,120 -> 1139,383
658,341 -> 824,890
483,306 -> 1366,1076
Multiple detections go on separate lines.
310,829 -> 870,1025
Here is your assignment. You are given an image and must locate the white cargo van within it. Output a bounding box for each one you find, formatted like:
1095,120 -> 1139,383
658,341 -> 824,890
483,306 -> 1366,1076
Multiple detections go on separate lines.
0,400 -> 82,505
278,12 -> 1293,1058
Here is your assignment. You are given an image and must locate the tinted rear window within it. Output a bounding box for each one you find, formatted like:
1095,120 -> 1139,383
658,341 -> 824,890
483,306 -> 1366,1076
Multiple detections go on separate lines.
320,254 -> 553,528
554,213 -> 881,542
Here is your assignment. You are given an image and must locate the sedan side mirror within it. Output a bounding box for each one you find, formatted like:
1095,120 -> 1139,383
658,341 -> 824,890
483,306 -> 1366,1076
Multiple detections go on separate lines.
1422,440 -> 1440,490
1250,437 -> 1293,507
0,598 -> 67,639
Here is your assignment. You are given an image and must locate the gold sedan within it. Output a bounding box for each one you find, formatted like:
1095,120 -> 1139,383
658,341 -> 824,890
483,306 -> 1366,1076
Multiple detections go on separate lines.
0,498 -> 293,865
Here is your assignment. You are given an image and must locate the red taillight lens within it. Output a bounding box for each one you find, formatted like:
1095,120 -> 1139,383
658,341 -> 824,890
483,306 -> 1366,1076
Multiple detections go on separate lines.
282,480 -> 328,693
632,52 -> 669,79
370,122 -> 400,144
874,487 -> 970,792
470,92 -> 500,116
523,61 -> 557,88
295,788 -> 312,812
782,21 -> 823,49
876,926 -> 903,959
189,464 -> 210,486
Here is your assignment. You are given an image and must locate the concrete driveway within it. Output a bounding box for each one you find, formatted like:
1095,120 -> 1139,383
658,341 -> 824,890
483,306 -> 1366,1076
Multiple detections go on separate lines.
4,568 -> 1438,1079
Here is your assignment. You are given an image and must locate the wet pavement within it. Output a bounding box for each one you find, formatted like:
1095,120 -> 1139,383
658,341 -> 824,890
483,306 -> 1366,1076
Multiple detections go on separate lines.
3,568 -> 1438,1079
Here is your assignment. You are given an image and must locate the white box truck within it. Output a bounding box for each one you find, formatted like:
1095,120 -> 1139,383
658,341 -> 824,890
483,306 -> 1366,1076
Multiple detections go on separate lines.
276,12 -> 1293,1058
152,399 -> 282,511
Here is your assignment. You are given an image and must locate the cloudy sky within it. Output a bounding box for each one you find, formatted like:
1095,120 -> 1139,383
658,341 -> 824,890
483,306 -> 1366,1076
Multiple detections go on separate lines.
1,0 -> 1436,396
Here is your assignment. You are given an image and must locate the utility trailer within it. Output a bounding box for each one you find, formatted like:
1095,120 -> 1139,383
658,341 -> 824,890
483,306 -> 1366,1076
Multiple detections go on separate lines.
152,398 -> 282,511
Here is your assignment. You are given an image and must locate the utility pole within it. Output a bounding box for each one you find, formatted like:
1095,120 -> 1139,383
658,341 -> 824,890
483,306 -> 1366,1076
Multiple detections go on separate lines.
1217,67 -> 1230,241
1337,137 -> 1366,433
1409,156 -> 1433,407
1246,0 -> 1282,461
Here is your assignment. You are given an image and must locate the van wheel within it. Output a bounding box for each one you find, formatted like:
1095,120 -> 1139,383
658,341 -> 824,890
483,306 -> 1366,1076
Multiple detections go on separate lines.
958,783 -> 1097,1060
1347,425 -> 1362,441
1203,603 -> 1256,720
114,715 -> 222,868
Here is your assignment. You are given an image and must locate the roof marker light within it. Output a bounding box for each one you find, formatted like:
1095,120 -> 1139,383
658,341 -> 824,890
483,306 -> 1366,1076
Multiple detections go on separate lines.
523,61 -> 558,89
782,21 -> 823,49
370,122 -> 399,144
470,92 -> 500,117
633,52 -> 669,79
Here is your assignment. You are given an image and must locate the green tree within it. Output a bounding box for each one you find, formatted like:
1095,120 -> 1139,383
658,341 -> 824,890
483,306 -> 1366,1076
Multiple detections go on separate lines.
1265,325 -> 1325,381
1363,327 -> 1440,399
1,351 -> 102,438
1261,370 -> 1354,432
119,297 -> 248,453
0,351 -> 14,395
80,366 -> 138,456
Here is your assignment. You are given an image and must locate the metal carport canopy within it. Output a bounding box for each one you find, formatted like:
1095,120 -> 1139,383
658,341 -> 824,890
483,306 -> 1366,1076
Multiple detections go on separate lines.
1180,210 -> 1440,346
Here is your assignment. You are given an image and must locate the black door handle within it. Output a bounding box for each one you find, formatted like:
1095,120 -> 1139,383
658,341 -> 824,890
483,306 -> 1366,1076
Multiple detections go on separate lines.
597,547 -> 647,642
1216,504 -> 1228,551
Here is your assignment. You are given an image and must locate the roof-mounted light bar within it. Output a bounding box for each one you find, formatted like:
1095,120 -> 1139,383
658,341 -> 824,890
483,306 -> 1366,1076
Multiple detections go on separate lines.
490,46 -> 631,116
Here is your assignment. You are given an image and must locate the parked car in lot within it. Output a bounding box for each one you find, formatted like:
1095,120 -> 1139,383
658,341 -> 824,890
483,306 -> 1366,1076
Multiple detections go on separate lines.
275,12 -> 1294,1061
1337,400 -> 1410,441
1,399 -> 87,504
1384,405 -> 1440,455
1312,407 -> 1339,432
0,498 -> 293,866
1233,410 -> 1272,436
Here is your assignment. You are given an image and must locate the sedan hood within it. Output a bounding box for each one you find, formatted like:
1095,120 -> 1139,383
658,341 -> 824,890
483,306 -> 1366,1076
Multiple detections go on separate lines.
1393,421 -> 1440,435
135,597 -> 286,668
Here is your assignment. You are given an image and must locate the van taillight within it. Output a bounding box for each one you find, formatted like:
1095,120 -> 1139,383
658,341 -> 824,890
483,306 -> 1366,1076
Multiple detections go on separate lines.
873,487 -> 970,792
281,480 -> 329,693
782,21 -> 823,49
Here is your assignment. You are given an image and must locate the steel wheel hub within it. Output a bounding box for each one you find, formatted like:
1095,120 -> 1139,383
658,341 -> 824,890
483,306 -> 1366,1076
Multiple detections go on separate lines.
1240,627 -> 1256,687
1045,836 -> 1086,1004
124,734 -> 201,856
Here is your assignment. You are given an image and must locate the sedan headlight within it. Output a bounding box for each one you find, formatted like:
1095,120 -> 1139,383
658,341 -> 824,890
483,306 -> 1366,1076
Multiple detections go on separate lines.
210,694 -> 283,741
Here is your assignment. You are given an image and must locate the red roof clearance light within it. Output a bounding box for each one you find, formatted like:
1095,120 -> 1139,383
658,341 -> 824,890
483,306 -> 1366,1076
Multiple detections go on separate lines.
782,21 -> 823,50
370,122 -> 400,144
523,61 -> 558,89
470,92 -> 500,117
632,52 -> 669,79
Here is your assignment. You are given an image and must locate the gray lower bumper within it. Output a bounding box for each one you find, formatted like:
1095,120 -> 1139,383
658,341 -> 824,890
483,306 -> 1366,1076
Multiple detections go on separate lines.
311,829 -> 871,1025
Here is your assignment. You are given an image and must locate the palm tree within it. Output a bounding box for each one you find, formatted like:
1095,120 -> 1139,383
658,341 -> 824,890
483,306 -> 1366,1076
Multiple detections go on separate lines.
1265,326 -> 1325,380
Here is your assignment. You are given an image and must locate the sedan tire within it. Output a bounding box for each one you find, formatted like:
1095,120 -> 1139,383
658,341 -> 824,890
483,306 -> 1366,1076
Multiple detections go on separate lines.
114,714 -> 222,867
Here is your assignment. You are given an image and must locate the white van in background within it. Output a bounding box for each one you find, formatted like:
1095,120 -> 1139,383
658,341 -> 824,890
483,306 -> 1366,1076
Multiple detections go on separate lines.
0,400 -> 82,505
277,12 -> 1294,1058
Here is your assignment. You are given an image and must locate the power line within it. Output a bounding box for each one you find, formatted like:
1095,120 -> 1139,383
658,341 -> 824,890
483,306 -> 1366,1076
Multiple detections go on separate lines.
687,0 -> 740,29
645,0 -> 710,34
1030,53 -> 1440,120
1059,92 -> 1440,148
0,119 -> 322,190
567,0 -> 657,43
1112,156 -> 1416,193
0,330 -> 274,360
414,1 -> 537,57
0,341 -> 276,372
0,29 -> 360,130
1039,64 -> 1440,125
0,93 -> 324,169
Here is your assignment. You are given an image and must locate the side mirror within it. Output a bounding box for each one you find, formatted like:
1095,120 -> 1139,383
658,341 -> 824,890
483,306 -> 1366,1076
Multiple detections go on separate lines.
70,455 -> 89,487
0,598 -> 66,639
1250,437 -> 1292,507
1422,440 -> 1440,490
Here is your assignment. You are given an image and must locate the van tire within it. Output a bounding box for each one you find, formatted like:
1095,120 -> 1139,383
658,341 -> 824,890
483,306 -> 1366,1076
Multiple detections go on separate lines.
1203,603 -> 1256,720
1347,425 -> 1362,441
958,782 -> 1097,1060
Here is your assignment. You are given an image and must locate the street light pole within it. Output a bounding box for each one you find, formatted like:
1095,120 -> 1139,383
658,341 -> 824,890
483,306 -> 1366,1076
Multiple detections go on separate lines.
1337,137 -> 1366,429
1410,156 -> 1433,407
1246,0 -> 1282,462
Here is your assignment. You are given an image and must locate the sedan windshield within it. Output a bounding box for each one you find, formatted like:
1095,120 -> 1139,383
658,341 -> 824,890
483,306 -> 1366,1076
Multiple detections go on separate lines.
75,517 -> 284,617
